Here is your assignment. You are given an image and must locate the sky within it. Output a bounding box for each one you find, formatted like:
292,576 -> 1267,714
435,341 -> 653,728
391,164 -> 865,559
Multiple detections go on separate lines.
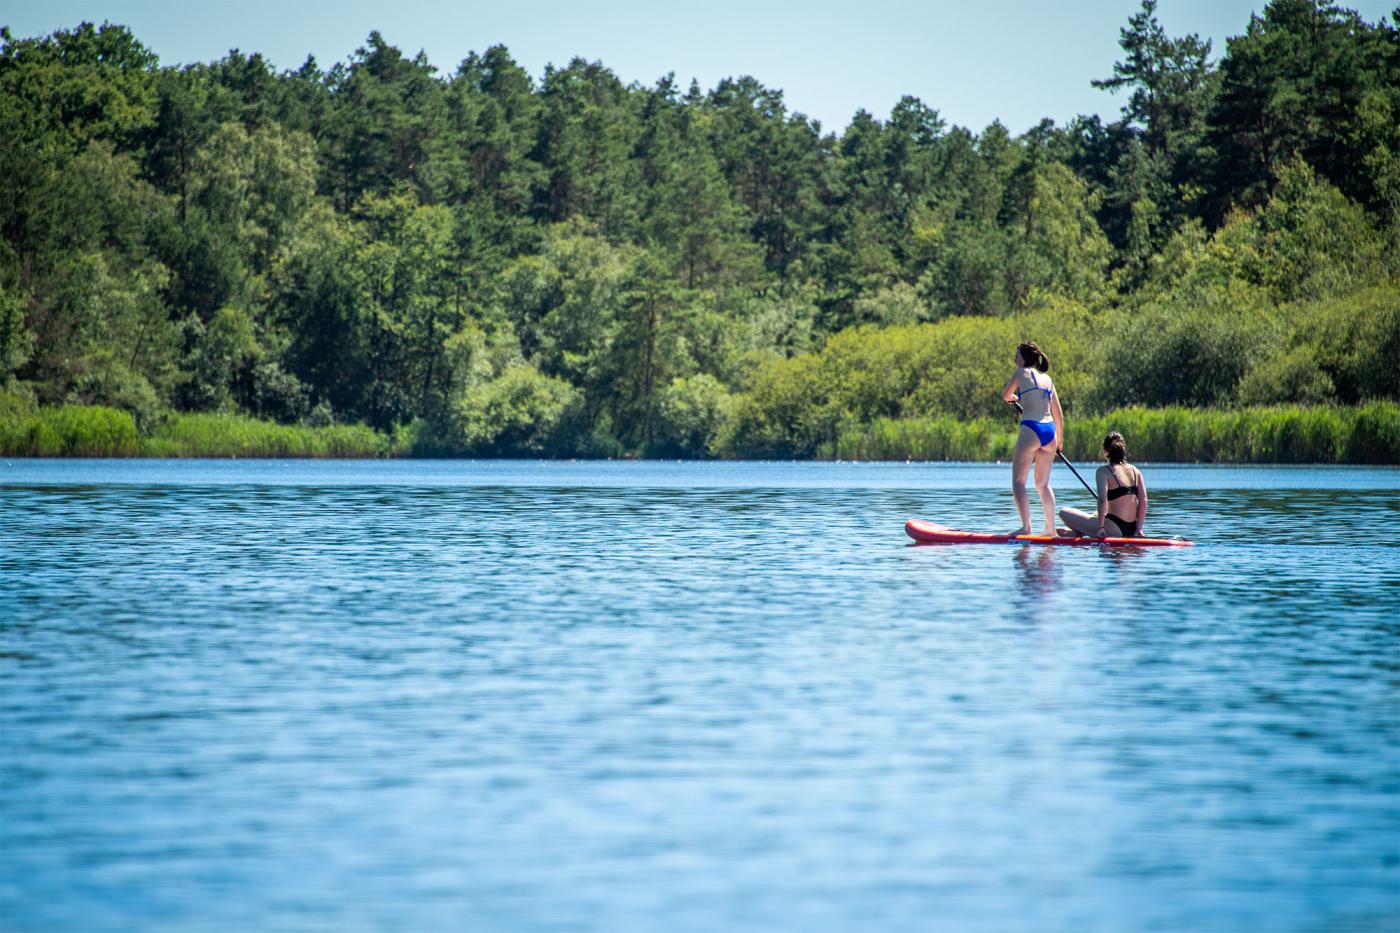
3,0 -> 1395,135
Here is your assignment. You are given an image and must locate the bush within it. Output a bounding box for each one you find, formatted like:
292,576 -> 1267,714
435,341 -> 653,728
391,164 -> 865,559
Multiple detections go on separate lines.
1090,281 -> 1282,409
654,374 -> 734,457
1238,344 -> 1336,406
452,364 -> 582,456
723,304 -> 1096,458
722,352 -> 828,458
1290,285 -> 1400,404
833,416 -> 1018,461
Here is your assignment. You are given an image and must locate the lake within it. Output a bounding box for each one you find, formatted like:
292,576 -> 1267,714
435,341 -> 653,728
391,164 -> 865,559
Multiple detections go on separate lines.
2,459 -> 1397,932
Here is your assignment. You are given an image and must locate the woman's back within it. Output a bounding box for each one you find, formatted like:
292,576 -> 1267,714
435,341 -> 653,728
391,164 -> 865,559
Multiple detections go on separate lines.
1014,367 -> 1055,421
1103,463 -> 1141,522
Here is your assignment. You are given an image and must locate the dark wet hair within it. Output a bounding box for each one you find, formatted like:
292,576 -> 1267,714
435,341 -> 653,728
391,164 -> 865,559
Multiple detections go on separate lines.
1017,341 -> 1050,372
1104,431 -> 1128,464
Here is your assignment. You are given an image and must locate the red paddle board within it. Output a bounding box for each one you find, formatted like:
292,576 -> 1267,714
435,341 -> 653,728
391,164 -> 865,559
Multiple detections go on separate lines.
906,518 -> 1193,547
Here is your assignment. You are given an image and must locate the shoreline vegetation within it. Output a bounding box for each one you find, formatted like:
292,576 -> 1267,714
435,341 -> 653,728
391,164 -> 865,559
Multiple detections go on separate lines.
4,398 -> 1395,463
3,5 -> 1398,465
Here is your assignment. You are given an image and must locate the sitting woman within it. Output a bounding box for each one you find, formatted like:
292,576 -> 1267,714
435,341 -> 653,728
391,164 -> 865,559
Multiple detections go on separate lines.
1059,431 -> 1148,538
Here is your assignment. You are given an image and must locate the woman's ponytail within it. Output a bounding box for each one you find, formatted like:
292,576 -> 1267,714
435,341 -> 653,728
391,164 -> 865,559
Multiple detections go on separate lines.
1103,432 -> 1128,465
1018,341 -> 1050,373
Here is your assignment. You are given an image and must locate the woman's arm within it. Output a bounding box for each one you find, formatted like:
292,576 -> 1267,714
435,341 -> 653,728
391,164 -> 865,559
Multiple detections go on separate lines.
1050,392 -> 1065,453
1001,369 -> 1023,404
1136,468 -> 1148,530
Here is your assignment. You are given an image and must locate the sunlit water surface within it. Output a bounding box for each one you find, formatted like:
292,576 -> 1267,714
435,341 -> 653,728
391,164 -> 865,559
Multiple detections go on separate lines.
3,460 -> 1398,932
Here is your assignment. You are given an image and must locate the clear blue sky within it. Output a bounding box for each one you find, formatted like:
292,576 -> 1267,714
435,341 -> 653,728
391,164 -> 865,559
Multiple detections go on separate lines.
3,0 -> 1394,135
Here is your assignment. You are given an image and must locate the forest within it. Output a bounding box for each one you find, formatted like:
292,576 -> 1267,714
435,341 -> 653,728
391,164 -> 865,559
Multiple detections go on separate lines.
1,0 -> 1397,460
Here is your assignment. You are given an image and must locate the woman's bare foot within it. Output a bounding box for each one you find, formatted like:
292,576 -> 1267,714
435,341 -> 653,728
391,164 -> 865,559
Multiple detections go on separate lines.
1007,527 -> 1032,537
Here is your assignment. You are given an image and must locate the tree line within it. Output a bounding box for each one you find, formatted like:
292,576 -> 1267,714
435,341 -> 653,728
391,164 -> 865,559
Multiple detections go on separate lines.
1,0 -> 1397,457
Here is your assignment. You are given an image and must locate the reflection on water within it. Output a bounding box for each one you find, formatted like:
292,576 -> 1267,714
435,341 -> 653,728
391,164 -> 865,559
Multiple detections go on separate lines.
1013,545 -> 1061,607
1,461 -> 1397,932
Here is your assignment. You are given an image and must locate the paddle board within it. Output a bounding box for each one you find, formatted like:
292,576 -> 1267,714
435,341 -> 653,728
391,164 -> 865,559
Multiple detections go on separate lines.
905,518 -> 1193,547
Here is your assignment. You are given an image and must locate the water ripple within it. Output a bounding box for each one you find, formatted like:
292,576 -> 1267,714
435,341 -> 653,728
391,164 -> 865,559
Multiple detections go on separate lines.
1,461 -> 1397,932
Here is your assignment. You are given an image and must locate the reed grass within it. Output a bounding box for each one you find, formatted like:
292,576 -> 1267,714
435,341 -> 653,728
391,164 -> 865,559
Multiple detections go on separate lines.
0,401 -> 396,458
833,403 -> 1399,464
1062,403 -> 1399,464
0,402 -> 141,456
141,413 -> 397,458
4,398 -> 1395,462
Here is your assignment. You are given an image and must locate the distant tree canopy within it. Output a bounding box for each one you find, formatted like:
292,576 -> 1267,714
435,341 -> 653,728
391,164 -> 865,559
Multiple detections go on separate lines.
1,1 -> 1397,456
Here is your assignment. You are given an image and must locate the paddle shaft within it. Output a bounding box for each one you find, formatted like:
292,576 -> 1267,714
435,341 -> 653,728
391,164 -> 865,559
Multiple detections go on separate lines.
1010,401 -> 1096,498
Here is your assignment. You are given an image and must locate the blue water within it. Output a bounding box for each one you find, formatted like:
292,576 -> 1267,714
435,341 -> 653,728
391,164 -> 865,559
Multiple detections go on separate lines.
3,460 -> 1398,932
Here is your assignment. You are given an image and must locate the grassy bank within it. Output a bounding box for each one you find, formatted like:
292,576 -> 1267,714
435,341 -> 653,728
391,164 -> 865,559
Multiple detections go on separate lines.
832,402 -> 1400,464
141,413 -> 397,458
0,402 -> 143,456
0,402 -> 396,458
3,398 -> 1397,463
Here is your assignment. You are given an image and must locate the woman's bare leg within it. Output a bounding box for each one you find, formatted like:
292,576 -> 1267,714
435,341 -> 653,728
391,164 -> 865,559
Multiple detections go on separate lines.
1058,507 -> 1098,536
1009,427 -> 1039,535
1033,446 -> 1056,535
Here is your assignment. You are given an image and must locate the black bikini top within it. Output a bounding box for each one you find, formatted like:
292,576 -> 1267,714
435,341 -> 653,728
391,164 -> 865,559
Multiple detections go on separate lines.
1106,467 -> 1139,501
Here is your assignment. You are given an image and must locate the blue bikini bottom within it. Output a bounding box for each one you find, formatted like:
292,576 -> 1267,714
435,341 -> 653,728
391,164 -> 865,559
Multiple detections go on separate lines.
1020,419 -> 1056,446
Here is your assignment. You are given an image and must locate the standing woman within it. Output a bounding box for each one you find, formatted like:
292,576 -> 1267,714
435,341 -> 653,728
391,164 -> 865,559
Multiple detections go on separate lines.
1059,432 -> 1148,538
1001,341 -> 1064,537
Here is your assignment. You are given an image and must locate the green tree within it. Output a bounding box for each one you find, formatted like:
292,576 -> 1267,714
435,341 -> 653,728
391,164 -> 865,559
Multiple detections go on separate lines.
14,142 -> 178,416
922,123 -> 1019,316
267,204 -> 373,420
1241,157 -> 1391,302
349,189 -> 462,427
609,252 -> 697,447
321,32 -> 446,211
634,76 -> 762,292
438,46 -> 544,270
1202,0 -> 1397,222
532,58 -> 637,234
1093,0 -> 1214,162
1003,161 -> 1113,306
495,218 -> 632,400
178,305 -> 258,411
1101,139 -> 1169,285
156,119 -> 319,335
0,281 -> 32,385
0,23 -> 159,284
142,66 -> 216,226
706,76 -> 830,277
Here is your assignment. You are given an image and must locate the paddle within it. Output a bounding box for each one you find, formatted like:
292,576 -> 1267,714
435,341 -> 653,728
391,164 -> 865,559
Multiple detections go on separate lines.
1010,400 -> 1095,499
